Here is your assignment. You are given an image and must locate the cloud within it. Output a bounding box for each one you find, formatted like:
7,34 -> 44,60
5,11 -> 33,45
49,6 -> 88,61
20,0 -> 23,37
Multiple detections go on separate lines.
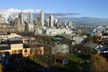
0,8 -> 42,19
0,8 -> 42,13
22,9 -> 41,13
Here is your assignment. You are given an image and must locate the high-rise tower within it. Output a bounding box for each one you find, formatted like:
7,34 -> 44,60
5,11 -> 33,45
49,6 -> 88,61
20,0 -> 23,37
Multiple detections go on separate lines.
28,12 -> 33,24
17,12 -> 25,32
49,15 -> 54,28
27,12 -> 34,32
40,11 -> 44,28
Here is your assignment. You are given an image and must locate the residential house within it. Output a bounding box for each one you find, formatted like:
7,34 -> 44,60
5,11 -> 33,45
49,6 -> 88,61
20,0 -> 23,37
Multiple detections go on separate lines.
0,38 -> 44,58
95,44 -> 108,53
7,37 -> 23,54
51,44 -> 69,54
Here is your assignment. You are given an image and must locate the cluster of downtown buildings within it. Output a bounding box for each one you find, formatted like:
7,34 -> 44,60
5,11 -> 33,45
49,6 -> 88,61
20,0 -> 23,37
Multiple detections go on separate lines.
0,10 -> 73,36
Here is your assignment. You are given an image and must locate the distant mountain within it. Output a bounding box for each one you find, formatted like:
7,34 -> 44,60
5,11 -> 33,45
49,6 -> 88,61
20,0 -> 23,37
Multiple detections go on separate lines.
59,17 -> 108,25
72,17 -> 108,25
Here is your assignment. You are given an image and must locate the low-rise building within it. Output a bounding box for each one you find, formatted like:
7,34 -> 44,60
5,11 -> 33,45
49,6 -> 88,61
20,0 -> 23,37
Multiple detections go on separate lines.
0,33 -> 22,40
23,43 -> 44,57
0,44 -> 10,53
0,38 -> 44,57
35,28 -> 73,36
45,28 -> 73,36
7,37 -> 23,54
52,44 -> 69,54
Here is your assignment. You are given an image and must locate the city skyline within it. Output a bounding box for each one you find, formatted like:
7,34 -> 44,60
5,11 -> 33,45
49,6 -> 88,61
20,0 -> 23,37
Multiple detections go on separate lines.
0,0 -> 108,18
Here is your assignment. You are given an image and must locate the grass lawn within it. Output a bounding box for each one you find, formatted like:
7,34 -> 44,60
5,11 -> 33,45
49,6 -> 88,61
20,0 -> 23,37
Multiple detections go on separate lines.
64,54 -> 82,63
50,54 -> 82,72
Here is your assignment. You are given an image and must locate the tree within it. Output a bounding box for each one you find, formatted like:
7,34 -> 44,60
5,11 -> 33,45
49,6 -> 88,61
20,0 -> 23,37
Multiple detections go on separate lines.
91,54 -> 108,72
0,64 -> 3,72
83,36 -> 98,43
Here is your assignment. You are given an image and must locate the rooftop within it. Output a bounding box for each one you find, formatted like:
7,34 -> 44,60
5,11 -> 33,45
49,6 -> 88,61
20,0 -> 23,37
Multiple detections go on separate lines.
0,44 -> 10,50
7,37 -> 23,44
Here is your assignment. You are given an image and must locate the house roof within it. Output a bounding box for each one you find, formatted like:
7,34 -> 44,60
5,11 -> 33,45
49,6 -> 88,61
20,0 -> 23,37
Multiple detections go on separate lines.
52,35 -> 65,41
95,45 -> 108,52
23,42 -> 43,49
103,33 -> 108,36
23,43 -> 30,48
84,42 -> 98,48
7,37 -> 23,44
30,43 -> 43,48
97,47 -> 108,51
0,44 -> 10,50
